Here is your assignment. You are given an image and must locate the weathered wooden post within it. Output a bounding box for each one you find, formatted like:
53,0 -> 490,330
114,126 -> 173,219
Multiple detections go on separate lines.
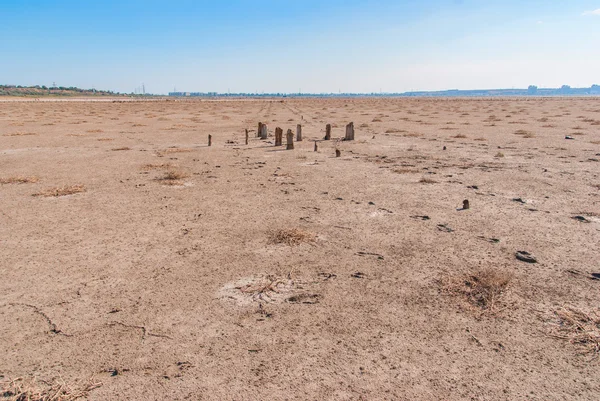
245,129 -> 249,145
336,149 -> 341,157
286,129 -> 294,150
275,127 -> 283,146
344,122 -> 354,141
257,122 -> 263,138
208,134 -> 212,146
314,141 -> 318,152
296,124 -> 302,141
260,123 -> 268,140
324,124 -> 331,140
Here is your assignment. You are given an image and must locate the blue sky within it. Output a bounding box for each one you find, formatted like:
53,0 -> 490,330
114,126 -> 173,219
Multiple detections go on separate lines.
0,0 -> 598,94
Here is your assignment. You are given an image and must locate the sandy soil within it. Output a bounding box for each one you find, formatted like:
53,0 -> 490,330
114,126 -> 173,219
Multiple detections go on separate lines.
1,97 -> 599,400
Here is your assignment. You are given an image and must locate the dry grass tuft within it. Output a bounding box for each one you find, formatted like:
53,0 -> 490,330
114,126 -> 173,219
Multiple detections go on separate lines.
495,152 -> 505,158
141,163 -> 175,171
550,307 -> 600,354
268,228 -> 315,246
111,147 -> 131,151
1,376 -> 102,401
385,128 -> 405,133
514,129 -> 535,138
0,176 -> 39,184
86,129 -> 104,133
446,268 -> 513,311
96,138 -> 114,141
33,185 -> 86,197
156,148 -> 194,157
156,169 -> 189,185
419,177 -> 438,184
3,132 -> 37,137
453,134 -> 467,139
393,168 -> 419,174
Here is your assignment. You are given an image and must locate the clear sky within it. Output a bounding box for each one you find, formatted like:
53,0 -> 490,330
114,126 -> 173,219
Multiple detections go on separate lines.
1,0 -> 599,94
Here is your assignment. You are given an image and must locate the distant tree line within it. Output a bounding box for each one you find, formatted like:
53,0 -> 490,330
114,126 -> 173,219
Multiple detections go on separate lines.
0,85 -> 121,97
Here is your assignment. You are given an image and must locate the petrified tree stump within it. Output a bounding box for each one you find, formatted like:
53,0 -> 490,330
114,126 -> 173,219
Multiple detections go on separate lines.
344,122 -> 354,141
324,124 -> 331,140
208,134 -> 212,146
314,141 -> 318,152
286,129 -> 294,150
260,123 -> 268,140
296,124 -> 302,141
275,127 -> 283,146
463,199 -> 470,210
257,122 -> 263,137
245,129 -> 249,145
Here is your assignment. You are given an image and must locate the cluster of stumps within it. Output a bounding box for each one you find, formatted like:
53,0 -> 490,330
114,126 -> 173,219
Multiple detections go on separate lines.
256,121 -> 355,152
207,122 -> 355,155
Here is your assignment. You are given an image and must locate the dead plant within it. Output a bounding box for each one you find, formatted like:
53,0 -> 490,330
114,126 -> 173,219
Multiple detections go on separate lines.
156,169 -> 189,185
0,376 -> 102,401
268,228 -> 315,246
549,307 -> 600,355
419,177 -> 437,184
141,163 -> 175,171
239,275 -> 289,302
0,176 -> 39,184
32,185 -> 86,197
514,129 -> 535,138
446,268 -> 513,312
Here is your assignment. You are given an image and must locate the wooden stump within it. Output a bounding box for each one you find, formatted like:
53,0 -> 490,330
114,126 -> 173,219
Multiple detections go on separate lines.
463,199 -> 470,210
260,124 -> 268,140
324,124 -> 331,140
314,141 -> 318,152
275,127 -> 283,146
286,129 -> 294,150
208,134 -> 212,147
296,124 -> 302,141
344,122 -> 354,141
245,129 -> 249,145
257,122 -> 263,138
335,149 -> 341,158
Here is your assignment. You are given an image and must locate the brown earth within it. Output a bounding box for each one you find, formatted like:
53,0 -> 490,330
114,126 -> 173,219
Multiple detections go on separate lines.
0,97 -> 599,400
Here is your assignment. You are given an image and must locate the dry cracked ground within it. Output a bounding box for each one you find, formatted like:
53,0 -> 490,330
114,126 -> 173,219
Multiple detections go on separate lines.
1,97 -> 599,400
